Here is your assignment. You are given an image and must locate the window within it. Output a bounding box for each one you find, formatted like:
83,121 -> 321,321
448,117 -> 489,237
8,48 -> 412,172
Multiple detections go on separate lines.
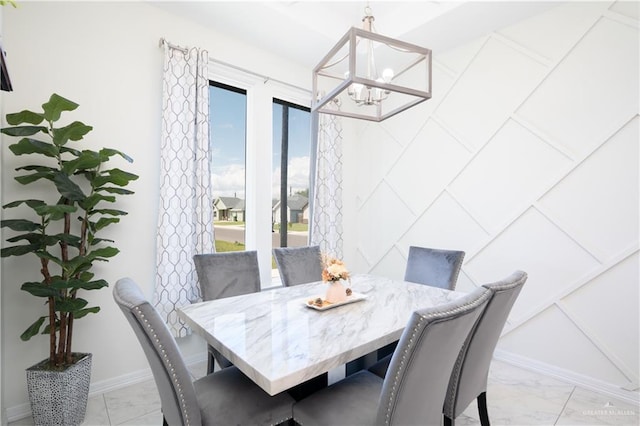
208,60 -> 311,287
209,81 -> 247,252
272,99 -> 311,252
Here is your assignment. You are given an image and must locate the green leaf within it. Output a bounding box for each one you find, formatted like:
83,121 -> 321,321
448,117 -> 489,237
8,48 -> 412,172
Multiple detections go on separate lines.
87,247 -> 119,260
89,209 -> 127,217
15,165 -> 58,174
60,146 -> 82,156
9,138 -> 58,158
53,172 -> 86,201
74,307 -> 100,319
21,317 -> 47,341
21,282 -> 61,298
92,168 -> 139,187
53,121 -> 92,146
99,148 -> 134,163
94,217 -> 120,231
79,193 -> 116,210
56,297 -> 88,313
42,94 -> 78,122
52,233 -> 81,247
54,278 -> 108,291
3,199 -> 46,209
15,171 -> 55,185
1,126 -> 48,137
62,151 -> 101,175
6,110 -> 45,125
6,233 -> 58,247
33,204 -> 77,219
96,187 -> 135,195
1,244 -> 41,257
0,219 -> 40,231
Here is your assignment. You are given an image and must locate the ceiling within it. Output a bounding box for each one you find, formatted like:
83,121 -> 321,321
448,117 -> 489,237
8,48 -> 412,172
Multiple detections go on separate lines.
151,1 -> 563,69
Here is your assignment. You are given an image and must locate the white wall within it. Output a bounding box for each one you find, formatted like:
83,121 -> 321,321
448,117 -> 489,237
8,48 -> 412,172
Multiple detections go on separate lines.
345,1 -> 639,400
0,1 -> 309,419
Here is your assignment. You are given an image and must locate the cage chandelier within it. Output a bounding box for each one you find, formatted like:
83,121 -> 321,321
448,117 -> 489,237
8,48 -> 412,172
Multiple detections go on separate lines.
312,6 -> 432,122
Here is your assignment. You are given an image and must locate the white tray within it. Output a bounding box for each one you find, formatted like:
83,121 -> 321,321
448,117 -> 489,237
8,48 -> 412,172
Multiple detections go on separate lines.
304,292 -> 367,311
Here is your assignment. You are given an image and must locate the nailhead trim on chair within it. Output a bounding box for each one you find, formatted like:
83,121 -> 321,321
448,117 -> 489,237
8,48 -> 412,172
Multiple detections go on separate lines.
382,291 -> 490,425
136,307 -> 192,426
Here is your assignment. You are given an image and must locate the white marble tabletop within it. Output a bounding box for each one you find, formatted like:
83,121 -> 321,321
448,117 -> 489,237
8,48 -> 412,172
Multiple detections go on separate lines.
177,273 -> 467,396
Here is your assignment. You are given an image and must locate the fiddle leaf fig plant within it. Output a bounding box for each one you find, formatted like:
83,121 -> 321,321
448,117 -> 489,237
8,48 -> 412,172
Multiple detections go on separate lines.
1,94 -> 138,368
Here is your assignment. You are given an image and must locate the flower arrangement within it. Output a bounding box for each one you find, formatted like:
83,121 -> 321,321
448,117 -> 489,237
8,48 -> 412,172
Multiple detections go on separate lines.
321,254 -> 350,282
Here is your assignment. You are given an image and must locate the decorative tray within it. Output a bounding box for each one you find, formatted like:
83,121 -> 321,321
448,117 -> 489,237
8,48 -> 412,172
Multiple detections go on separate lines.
304,293 -> 367,311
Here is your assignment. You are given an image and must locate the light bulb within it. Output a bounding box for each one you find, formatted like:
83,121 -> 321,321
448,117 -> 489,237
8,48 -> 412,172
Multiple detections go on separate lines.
382,68 -> 394,83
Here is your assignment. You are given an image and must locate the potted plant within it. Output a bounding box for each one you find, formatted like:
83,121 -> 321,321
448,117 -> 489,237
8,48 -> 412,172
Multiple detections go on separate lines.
0,93 -> 138,425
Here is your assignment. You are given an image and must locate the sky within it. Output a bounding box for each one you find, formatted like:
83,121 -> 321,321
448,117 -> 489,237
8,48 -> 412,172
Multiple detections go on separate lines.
209,85 -> 311,200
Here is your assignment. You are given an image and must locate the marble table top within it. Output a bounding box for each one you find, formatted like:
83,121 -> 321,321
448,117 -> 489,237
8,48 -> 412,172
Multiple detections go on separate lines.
177,273 -> 467,395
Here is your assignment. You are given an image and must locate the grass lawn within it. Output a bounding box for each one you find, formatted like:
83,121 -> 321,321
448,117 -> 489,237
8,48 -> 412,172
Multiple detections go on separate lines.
214,221 -> 245,227
273,223 -> 308,232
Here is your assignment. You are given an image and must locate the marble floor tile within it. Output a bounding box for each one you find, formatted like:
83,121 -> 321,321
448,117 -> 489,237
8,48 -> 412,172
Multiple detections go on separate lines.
556,387 -> 640,426
7,359 -> 639,425
82,394 -> 111,426
102,379 -> 161,425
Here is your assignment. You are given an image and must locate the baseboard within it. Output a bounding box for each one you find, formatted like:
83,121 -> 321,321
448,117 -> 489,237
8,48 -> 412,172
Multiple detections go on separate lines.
494,349 -> 640,406
5,353 -> 207,423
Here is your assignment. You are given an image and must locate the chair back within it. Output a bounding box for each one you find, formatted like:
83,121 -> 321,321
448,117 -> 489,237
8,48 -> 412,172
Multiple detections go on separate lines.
376,286 -> 491,426
273,245 -> 323,287
113,278 -> 201,426
404,246 -> 465,290
444,270 -> 527,419
193,250 -> 260,300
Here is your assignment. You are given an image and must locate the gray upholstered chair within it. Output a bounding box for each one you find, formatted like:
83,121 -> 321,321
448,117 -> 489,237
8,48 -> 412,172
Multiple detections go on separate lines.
292,286 -> 492,426
376,245 -> 466,363
113,278 -> 294,426
404,245 -> 466,290
273,245 -> 323,287
193,250 -> 261,374
443,270 -> 527,426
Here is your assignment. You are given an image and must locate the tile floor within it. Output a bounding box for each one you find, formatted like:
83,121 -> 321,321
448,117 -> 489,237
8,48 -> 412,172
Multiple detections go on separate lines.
8,359 -> 639,425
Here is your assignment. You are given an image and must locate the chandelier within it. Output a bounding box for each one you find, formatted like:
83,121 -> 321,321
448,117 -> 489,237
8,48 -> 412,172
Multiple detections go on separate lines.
312,6 -> 432,122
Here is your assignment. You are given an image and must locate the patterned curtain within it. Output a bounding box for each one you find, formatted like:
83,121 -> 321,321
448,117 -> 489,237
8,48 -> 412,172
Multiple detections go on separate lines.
310,105 -> 344,258
155,42 -> 214,337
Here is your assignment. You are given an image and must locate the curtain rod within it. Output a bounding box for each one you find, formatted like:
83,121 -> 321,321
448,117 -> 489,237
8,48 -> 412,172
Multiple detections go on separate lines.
158,37 -> 310,95
209,57 -> 310,94
159,37 -> 188,54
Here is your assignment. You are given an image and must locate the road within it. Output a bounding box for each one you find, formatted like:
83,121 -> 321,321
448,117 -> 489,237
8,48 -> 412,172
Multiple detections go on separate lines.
214,226 -> 308,248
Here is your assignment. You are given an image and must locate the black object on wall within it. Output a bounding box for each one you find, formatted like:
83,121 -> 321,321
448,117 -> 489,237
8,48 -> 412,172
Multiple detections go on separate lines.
1,42 -> 12,92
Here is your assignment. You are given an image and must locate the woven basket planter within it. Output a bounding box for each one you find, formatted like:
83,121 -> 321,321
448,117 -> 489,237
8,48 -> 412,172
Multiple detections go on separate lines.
26,353 -> 92,426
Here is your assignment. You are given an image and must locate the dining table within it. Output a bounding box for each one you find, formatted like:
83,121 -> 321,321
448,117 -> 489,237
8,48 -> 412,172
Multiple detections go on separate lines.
177,273 -> 467,396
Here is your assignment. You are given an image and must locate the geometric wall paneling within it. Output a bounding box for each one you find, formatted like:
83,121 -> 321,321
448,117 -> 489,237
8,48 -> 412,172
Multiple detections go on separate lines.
386,120 -> 472,215
436,36 -> 486,76
560,252 -> 639,387
355,123 -> 404,200
517,17 -> 640,159
370,244 -> 406,281
350,2 -> 639,397
397,192 -> 489,257
356,181 -> 417,267
435,36 -> 549,151
449,118 -> 572,233
380,61 -> 457,143
537,116 -> 639,262
608,0 -> 640,21
464,208 -> 601,322
498,305 -> 633,387
497,1 -> 611,64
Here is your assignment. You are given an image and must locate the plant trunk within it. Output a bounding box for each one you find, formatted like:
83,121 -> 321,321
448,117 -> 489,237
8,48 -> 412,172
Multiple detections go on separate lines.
39,256 -> 57,364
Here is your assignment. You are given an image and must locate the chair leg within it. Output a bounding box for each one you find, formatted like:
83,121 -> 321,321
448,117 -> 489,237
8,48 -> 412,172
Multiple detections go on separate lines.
207,352 -> 216,375
443,415 -> 454,426
477,392 -> 490,426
